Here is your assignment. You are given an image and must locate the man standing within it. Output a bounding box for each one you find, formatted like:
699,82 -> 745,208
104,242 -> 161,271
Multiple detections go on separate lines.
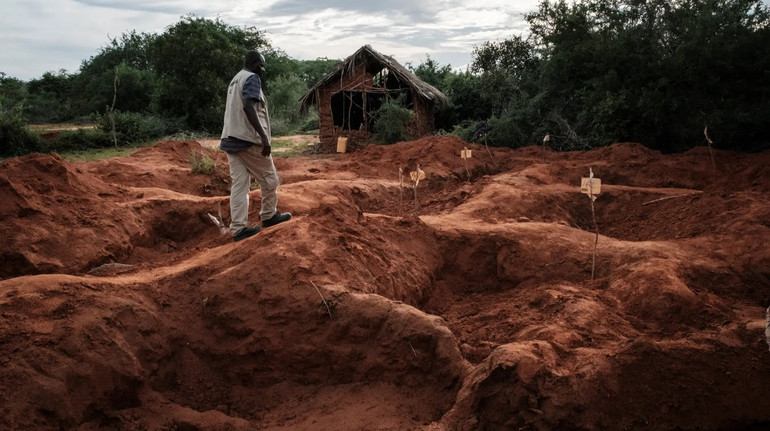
220,50 -> 291,241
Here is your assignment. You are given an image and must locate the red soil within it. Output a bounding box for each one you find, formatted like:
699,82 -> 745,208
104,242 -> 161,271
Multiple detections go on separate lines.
1,137 -> 769,430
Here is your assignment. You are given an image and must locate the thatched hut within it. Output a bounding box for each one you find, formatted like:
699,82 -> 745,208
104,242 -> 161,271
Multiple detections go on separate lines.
299,45 -> 448,152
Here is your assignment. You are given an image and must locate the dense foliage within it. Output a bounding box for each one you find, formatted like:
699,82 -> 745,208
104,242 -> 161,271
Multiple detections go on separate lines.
469,0 -> 770,152
0,16 -> 337,156
372,94 -> 414,145
2,0 -> 769,156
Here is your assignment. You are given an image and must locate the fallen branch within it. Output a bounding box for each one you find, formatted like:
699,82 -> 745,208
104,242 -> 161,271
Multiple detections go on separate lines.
641,192 -> 702,206
310,281 -> 333,318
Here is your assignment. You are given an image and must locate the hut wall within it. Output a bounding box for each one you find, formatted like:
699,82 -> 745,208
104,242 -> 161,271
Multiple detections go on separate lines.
317,64 -> 375,152
407,95 -> 435,139
316,65 -> 437,152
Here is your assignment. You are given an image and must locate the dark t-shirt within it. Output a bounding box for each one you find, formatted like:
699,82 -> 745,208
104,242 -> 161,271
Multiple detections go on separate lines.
220,73 -> 263,153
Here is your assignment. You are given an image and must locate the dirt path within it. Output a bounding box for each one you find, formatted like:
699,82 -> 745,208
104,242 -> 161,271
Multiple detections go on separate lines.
1,137 -> 769,430
198,134 -> 320,153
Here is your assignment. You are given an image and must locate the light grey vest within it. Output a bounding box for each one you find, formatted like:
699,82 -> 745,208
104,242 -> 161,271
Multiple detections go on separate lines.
221,69 -> 271,143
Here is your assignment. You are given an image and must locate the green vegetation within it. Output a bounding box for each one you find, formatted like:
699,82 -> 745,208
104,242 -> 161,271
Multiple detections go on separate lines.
190,149 -> 218,175
415,0 -> 770,152
60,146 -> 143,162
372,94 -> 414,145
2,1 -> 769,157
0,16 -> 338,158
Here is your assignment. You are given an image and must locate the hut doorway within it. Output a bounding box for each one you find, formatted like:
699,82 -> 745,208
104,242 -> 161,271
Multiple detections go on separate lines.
331,91 -> 386,132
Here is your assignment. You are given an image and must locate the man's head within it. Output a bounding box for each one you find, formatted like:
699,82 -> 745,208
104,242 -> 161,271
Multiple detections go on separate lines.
244,50 -> 266,77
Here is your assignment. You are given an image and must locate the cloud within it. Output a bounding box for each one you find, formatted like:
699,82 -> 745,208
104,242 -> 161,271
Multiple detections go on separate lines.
71,0 -> 236,15
0,0 -> 542,80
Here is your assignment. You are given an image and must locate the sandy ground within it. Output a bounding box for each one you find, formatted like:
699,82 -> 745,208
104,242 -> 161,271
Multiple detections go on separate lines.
1,136 -> 769,430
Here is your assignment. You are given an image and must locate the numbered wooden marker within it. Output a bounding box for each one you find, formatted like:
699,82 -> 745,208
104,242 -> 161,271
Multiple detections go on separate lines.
410,171 -> 426,182
461,148 -> 472,159
581,177 -> 602,195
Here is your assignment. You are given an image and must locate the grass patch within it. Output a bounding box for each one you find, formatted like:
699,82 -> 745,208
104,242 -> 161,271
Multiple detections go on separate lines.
60,145 -> 143,162
271,138 -> 292,149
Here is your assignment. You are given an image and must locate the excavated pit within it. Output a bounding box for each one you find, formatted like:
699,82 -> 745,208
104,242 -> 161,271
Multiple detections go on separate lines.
2,137 -> 770,430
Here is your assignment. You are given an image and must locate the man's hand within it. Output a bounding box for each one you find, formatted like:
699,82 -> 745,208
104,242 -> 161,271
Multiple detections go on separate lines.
261,142 -> 271,157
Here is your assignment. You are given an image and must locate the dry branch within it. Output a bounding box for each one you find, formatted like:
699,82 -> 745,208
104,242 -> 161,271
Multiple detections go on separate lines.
311,281 -> 333,318
587,168 -> 599,280
704,126 -> 716,175
641,192 -> 702,206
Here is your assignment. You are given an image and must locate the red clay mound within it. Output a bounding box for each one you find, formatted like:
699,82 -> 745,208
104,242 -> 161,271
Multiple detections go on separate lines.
1,138 -> 769,430
86,140 -> 230,196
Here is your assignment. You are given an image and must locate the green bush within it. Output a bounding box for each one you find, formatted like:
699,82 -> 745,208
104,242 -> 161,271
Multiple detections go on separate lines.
448,121 -> 477,143
298,109 -> 319,133
190,149 -> 217,174
96,110 -> 180,145
372,95 -> 413,145
269,117 -> 294,137
0,103 -> 43,156
48,128 -> 113,152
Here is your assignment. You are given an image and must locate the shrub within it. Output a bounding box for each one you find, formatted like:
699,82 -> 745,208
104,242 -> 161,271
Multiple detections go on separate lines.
49,129 -> 113,152
96,111 -> 177,145
372,95 -> 413,145
0,103 -> 44,156
298,109 -> 319,133
448,121 -> 477,143
269,117 -> 294,137
190,149 -> 217,174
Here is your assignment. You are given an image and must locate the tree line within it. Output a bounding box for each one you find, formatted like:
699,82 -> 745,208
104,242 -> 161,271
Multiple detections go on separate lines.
2,0 -> 769,156
417,0 -> 770,153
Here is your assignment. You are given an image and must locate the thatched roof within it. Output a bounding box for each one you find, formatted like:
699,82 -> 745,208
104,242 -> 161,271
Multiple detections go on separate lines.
299,45 -> 448,111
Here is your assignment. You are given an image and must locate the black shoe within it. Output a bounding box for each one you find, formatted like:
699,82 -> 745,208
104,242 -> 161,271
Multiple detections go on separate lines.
233,225 -> 260,241
262,211 -> 291,228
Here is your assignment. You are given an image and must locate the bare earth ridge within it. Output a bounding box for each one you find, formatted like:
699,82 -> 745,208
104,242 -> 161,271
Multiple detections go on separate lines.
1,136 -> 769,430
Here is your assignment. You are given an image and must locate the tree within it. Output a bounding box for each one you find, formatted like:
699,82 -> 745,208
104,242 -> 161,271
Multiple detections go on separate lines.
73,31 -> 158,116
24,70 -> 75,123
148,16 -> 271,132
0,73 -> 27,109
470,0 -> 770,152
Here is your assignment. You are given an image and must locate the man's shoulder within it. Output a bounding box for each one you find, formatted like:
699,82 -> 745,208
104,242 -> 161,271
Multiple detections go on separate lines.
244,73 -> 261,87
243,74 -> 262,100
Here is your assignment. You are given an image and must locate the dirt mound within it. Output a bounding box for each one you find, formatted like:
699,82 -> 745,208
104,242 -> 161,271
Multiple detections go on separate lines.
1,137 -> 769,430
86,140 -> 230,196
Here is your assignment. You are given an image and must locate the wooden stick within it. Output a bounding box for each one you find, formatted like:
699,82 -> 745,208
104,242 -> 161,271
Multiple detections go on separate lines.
310,281 -> 333,318
641,192 -> 702,206
590,185 -> 598,280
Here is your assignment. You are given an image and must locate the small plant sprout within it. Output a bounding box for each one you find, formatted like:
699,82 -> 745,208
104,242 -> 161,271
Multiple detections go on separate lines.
461,147 -> 472,182
581,168 -> 602,280
410,164 -> 426,206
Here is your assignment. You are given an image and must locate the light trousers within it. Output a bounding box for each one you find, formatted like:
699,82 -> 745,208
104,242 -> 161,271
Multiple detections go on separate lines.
226,145 -> 280,235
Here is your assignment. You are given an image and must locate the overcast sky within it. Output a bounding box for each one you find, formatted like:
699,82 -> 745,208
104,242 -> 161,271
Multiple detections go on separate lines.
0,0 -> 541,81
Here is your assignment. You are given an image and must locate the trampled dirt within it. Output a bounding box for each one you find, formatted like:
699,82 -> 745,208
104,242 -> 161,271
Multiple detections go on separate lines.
1,136 -> 769,430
